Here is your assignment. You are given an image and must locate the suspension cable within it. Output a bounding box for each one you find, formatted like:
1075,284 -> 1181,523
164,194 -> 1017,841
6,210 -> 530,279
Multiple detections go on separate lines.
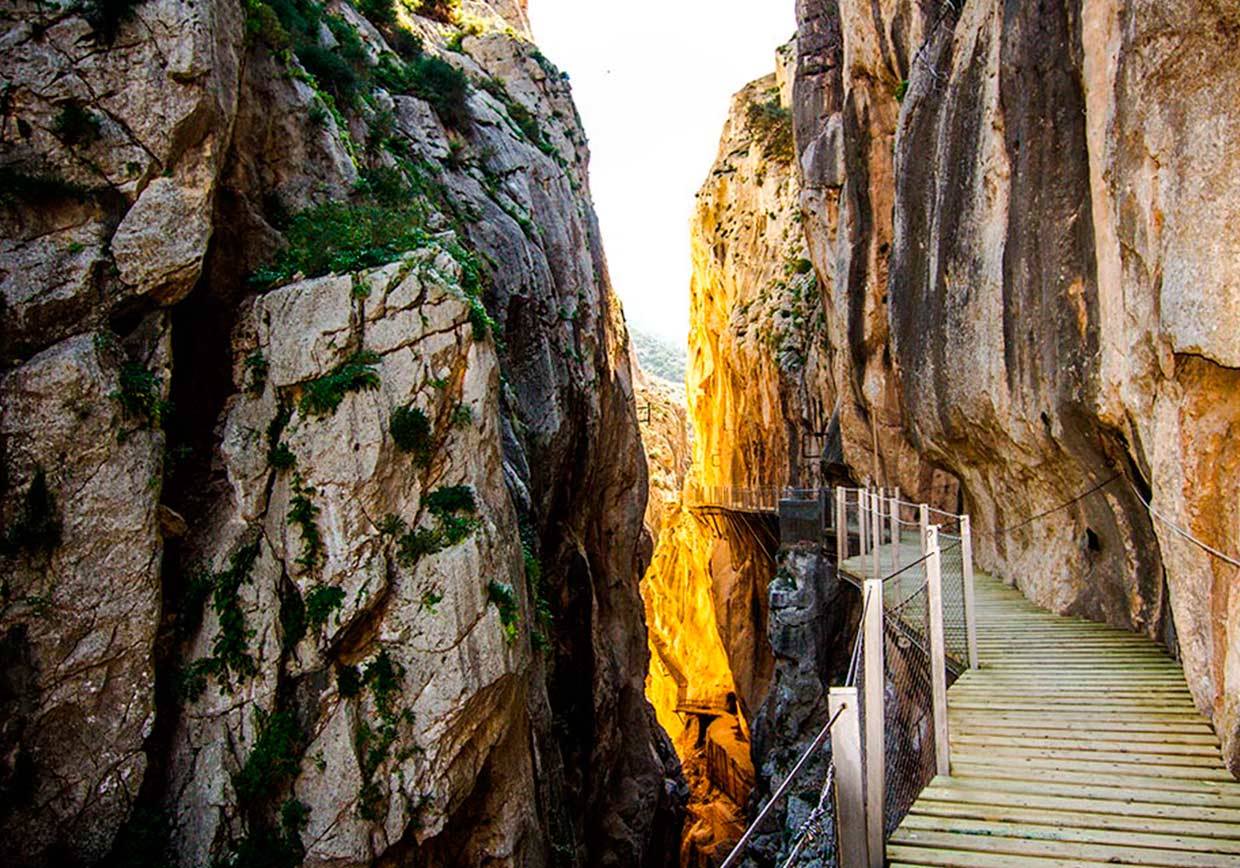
781,761 -> 836,868
1126,479 -> 1240,569
974,474 -> 1121,539
718,704 -> 846,868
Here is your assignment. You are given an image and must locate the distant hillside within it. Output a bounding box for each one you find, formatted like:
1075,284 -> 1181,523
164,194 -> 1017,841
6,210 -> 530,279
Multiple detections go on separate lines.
631,329 -> 688,384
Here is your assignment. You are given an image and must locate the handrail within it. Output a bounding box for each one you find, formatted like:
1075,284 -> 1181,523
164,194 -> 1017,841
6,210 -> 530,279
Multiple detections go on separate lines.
719,704 -> 847,868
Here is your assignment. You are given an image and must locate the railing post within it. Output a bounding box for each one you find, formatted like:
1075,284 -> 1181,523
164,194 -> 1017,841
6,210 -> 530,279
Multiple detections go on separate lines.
859,489 -> 869,558
871,490 -> 881,580
961,514 -> 979,669
836,487 -> 847,563
919,503 -> 929,558
862,578 -> 885,864
925,525 -> 951,777
888,491 -> 899,576
829,686 -> 870,868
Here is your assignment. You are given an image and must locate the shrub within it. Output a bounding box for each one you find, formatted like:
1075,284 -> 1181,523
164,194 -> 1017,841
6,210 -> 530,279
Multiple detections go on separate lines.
296,43 -> 360,104
379,54 -> 471,129
299,351 -> 382,417
243,0 -> 291,49
267,402 -> 296,470
746,96 -> 795,163
113,361 -> 171,428
357,0 -> 395,27
388,27 -> 423,61
250,201 -> 430,288
363,648 -> 402,710
396,526 -> 441,567
304,584 -> 345,628
233,708 -> 303,805
178,541 -> 262,699
486,580 -> 519,643
288,475 -> 323,571
405,0 -> 459,24
389,404 -> 432,463
52,103 -> 100,147
894,79 -> 909,102
1,469 -> 61,556
425,484 -> 475,516
244,349 -> 269,394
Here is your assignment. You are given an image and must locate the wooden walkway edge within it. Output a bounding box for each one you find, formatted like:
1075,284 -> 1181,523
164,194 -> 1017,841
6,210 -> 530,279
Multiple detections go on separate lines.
889,573 -> 1240,866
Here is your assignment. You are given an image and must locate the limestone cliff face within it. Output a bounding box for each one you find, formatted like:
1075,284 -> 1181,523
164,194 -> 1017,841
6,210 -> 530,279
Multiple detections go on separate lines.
638,57 -> 841,866
793,0 -> 1240,770
689,60 -> 832,494
0,2 -> 678,865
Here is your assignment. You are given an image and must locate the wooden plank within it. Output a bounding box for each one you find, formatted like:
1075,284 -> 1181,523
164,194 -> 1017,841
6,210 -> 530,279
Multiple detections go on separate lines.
913,790 -> 1240,832
951,751 -> 1235,780
948,724 -> 1219,745
888,828 -> 1239,866
949,743 -> 1227,767
948,761 -> 1240,793
899,812 -> 1240,855
951,733 -> 1222,757
920,775 -> 1240,811
888,848 -> 1109,867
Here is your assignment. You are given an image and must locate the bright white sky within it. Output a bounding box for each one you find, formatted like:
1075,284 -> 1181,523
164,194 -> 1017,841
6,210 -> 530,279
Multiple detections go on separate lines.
528,1 -> 796,342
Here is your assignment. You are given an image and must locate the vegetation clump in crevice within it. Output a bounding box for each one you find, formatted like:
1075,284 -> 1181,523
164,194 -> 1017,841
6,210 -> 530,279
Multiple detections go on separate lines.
304,583 -> 345,628
113,361 -> 172,429
299,351 -> 381,417
353,648 -> 416,820
402,0 -> 460,25
520,520 -> 551,651
288,474 -> 324,571
217,708 -> 309,868
267,401 -> 296,470
389,404 -> 433,464
486,580 -> 519,644
244,350 -> 269,394
394,484 -> 480,568
52,102 -> 101,148
746,93 -> 795,163
178,542 -> 262,700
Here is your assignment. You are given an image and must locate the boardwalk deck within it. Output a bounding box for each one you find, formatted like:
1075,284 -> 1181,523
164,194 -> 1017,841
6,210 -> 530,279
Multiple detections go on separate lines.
889,573 -> 1240,866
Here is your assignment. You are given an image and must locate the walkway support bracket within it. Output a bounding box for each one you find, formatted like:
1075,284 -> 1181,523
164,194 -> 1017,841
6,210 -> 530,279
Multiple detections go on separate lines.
862,577 -> 885,865
925,525 -> 951,777
830,687 -> 870,868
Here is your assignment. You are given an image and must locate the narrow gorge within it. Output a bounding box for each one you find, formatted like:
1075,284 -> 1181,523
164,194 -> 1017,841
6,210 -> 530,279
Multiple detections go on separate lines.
1,0 -> 1238,867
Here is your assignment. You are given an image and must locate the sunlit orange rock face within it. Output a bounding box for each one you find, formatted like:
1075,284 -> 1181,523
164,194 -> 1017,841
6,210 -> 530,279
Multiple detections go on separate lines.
636,53 -> 836,867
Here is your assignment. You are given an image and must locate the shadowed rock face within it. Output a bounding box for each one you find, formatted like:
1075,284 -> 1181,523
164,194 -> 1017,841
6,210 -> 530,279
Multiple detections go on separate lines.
0,1 -> 679,864
793,0 -> 1240,771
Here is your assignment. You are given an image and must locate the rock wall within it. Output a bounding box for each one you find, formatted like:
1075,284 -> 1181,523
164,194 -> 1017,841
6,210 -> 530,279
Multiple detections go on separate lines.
0,1 -> 679,864
792,0 -> 1240,770
689,60 -> 833,494
637,55 -> 846,866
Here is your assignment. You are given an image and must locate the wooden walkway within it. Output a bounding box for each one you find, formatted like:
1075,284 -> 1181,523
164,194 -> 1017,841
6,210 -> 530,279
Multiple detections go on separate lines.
889,573 -> 1240,867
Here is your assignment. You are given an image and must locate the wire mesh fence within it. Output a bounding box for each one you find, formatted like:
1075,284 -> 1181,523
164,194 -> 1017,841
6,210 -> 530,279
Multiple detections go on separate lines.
880,590 -> 938,836
937,538 -> 968,667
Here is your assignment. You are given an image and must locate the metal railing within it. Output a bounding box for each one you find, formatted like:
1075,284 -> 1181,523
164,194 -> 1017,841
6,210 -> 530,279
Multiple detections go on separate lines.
720,485 -> 976,868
